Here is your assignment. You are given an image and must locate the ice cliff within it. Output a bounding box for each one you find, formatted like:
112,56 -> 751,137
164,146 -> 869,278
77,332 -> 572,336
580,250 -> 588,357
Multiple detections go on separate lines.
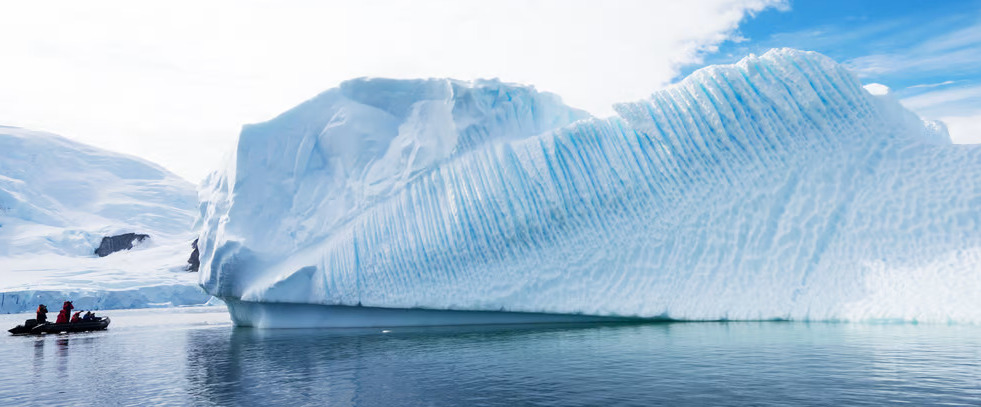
0,127 -> 209,312
198,49 -> 981,325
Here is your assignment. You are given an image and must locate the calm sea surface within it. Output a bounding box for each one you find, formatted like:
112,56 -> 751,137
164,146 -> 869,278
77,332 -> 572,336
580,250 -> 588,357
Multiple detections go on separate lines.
0,307 -> 978,406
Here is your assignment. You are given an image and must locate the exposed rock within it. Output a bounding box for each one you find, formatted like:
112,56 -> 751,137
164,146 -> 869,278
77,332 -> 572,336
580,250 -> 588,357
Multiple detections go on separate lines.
94,233 -> 149,257
186,238 -> 200,272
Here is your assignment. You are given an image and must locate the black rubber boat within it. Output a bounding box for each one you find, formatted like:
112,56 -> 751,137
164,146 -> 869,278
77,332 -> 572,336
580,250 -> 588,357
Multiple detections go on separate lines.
8,317 -> 111,335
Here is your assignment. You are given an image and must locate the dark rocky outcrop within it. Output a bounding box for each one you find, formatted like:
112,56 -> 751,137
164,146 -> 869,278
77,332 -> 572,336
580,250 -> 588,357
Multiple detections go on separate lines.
186,238 -> 200,272
94,233 -> 149,257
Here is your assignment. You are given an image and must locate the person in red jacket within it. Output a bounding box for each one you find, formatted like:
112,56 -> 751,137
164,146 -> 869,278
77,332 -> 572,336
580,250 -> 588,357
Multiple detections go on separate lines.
70,311 -> 82,323
55,309 -> 69,324
62,300 -> 74,316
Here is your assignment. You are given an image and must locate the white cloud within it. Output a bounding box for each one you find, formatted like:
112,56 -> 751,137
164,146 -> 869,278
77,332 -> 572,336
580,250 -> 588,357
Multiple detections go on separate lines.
900,84 -> 981,115
0,0 -> 782,182
846,21 -> 981,77
863,83 -> 890,96
907,80 -> 958,89
900,84 -> 981,144
938,115 -> 981,144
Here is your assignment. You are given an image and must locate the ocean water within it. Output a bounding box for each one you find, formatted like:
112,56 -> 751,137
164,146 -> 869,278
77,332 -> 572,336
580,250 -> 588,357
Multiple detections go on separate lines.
0,307 -> 978,406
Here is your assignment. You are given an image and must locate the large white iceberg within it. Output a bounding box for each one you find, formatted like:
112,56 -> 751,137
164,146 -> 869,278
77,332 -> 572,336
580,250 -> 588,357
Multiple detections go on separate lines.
198,49 -> 981,327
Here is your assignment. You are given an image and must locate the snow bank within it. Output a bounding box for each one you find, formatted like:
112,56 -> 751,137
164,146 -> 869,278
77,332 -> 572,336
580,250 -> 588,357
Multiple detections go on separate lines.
199,50 -> 981,325
0,127 -> 196,253
0,127 -> 210,313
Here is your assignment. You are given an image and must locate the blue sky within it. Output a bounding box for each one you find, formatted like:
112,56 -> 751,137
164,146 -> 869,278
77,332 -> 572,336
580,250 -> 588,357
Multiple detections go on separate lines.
685,0 -> 981,143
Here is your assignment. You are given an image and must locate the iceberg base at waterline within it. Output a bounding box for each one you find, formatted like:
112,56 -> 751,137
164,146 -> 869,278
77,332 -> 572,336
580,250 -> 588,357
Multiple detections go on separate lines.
225,299 -> 648,328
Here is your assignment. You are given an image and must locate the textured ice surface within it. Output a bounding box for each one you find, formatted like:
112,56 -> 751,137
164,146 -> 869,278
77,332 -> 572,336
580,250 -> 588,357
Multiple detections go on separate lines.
199,50 -> 981,325
0,127 -> 209,313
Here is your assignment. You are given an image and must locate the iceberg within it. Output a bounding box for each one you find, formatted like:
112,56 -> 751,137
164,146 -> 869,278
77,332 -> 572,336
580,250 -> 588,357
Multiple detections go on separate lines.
198,49 -> 981,327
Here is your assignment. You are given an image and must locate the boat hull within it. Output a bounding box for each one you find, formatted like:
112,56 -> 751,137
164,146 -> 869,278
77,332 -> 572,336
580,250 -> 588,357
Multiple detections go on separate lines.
8,318 -> 111,335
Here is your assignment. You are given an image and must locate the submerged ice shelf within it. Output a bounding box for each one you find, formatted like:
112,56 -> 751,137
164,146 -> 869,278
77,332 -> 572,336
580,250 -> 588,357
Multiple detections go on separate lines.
198,49 -> 981,327
226,300 -> 644,329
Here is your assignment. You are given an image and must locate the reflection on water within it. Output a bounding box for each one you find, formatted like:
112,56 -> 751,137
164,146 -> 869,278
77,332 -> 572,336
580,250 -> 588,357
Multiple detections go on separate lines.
56,337 -> 69,378
183,322 -> 981,406
1,309 -> 979,406
34,338 -> 44,359
186,323 -> 653,406
32,338 -> 44,380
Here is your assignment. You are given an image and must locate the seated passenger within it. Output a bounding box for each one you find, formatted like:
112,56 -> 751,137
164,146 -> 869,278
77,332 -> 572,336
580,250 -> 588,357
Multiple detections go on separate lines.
36,304 -> 48,323
83,311 -> 94,321
70,311 -> 82,323
55,309 -> 69,324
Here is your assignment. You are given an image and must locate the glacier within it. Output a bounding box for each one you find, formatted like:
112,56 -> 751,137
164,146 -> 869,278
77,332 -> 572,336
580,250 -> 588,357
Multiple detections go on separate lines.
198,49 -> 981,327
0,127 -> 211,313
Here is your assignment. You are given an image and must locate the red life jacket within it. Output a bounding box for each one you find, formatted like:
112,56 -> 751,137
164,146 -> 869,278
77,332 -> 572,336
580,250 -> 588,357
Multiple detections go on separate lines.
56,310 -> 69,324
71,312 -> 82,323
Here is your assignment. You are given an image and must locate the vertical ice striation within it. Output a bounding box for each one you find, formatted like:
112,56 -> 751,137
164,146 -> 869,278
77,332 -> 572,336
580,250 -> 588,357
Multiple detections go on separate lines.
197,78 -> 590,301
199,50 -> 981,325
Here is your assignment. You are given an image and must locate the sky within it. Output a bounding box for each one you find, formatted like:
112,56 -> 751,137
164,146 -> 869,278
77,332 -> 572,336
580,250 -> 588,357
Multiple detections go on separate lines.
0,0 -> 978,182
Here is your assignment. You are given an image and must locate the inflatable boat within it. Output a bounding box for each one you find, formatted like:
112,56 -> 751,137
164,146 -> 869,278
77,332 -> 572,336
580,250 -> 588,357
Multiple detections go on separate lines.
8,317 -> 111,335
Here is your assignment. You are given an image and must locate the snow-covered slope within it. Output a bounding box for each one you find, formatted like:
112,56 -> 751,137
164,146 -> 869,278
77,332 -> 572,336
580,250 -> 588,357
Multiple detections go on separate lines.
0,127 -> 210,312
198,50 -> 981,326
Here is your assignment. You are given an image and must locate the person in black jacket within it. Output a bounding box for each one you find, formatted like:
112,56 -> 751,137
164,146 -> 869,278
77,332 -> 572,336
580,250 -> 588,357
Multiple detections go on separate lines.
36,304 -> 48,323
